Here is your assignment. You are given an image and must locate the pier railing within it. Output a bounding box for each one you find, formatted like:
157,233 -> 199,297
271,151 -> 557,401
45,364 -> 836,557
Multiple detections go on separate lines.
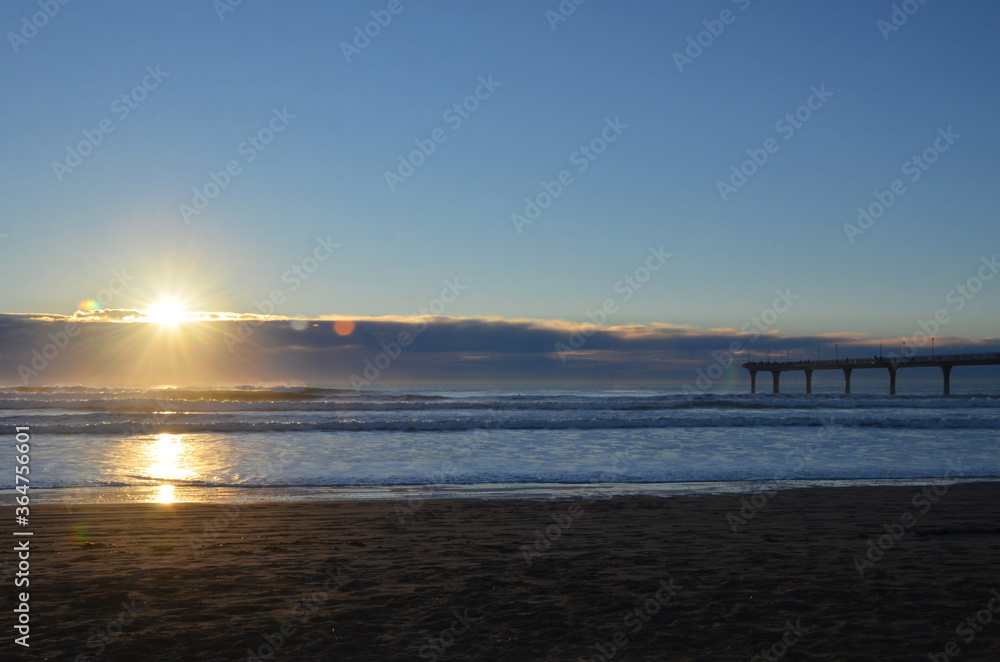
744,352 -> 1000,368
741,352 -> 1000,395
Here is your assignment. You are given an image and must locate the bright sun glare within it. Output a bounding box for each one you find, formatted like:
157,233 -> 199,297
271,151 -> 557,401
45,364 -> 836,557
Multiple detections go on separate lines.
146,300 -> 186,324
146,433 -> 195,504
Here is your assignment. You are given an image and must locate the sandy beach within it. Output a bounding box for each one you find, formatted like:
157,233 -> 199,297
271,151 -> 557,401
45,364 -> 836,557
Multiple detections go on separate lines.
4,482 -> 1000,661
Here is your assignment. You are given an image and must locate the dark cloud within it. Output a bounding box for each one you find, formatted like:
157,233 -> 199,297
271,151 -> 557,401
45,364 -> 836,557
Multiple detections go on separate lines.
1,313 -> 997,388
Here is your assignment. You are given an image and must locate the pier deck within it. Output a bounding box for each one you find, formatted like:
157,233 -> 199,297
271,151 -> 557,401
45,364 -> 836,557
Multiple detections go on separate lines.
741,352 -> 1000,395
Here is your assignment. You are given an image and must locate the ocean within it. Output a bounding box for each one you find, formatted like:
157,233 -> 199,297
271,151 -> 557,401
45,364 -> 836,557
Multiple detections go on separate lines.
2,385 -> 999,504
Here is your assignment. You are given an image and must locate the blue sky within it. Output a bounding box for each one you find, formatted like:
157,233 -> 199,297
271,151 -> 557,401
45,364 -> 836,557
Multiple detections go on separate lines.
2,0 -> 998,355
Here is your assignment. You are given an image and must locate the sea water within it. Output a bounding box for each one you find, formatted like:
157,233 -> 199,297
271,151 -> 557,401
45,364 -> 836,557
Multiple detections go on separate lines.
1,385 -> 998,503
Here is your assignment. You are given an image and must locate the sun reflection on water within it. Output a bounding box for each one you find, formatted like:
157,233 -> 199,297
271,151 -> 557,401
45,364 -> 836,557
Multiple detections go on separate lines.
143,433 -> 196,503
155,484 -> 176,503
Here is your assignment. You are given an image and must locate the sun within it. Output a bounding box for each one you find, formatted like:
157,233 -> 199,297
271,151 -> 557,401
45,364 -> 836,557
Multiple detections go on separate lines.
145,300 -> 186,324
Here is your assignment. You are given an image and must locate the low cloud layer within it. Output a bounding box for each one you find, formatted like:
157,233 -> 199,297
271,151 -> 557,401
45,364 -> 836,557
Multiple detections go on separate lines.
2,312 -> 997,389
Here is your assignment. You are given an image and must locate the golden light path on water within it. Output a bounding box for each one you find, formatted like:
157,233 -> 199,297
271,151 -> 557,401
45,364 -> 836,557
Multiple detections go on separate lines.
156,484 -> 176,503
142,433 -> 197,503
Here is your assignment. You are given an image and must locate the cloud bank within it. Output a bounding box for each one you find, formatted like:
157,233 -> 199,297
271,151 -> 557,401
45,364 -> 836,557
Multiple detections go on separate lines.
2,312 -> 997,389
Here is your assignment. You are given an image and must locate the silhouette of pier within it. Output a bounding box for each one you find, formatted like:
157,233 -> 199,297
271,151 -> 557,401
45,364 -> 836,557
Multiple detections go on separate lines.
742,352 -> 1000,395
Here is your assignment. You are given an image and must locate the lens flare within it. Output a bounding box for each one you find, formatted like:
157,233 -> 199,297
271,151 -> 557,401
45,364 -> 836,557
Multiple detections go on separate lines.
333,320 -> 355,336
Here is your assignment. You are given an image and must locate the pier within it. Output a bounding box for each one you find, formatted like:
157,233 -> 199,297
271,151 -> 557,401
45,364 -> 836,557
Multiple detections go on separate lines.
742,352 -> 1000,395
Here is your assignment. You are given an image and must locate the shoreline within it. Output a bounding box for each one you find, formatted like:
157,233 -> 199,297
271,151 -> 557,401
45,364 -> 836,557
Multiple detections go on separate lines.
4,482 -> 999,660
5,475 -> 1000,505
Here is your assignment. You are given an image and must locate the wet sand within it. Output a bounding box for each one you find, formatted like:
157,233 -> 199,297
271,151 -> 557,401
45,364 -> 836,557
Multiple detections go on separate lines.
3,482 -> 1000,660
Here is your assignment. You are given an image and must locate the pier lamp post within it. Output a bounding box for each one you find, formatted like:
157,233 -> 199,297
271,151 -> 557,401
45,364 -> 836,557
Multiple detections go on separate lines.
932,337 -> 935,358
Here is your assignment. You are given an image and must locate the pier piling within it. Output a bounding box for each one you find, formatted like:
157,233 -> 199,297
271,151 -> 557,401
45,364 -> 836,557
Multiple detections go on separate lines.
741,353 -> 995,395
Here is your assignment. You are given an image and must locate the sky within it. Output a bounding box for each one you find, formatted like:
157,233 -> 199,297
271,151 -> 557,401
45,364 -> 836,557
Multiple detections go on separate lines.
1,0 -> 998,387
